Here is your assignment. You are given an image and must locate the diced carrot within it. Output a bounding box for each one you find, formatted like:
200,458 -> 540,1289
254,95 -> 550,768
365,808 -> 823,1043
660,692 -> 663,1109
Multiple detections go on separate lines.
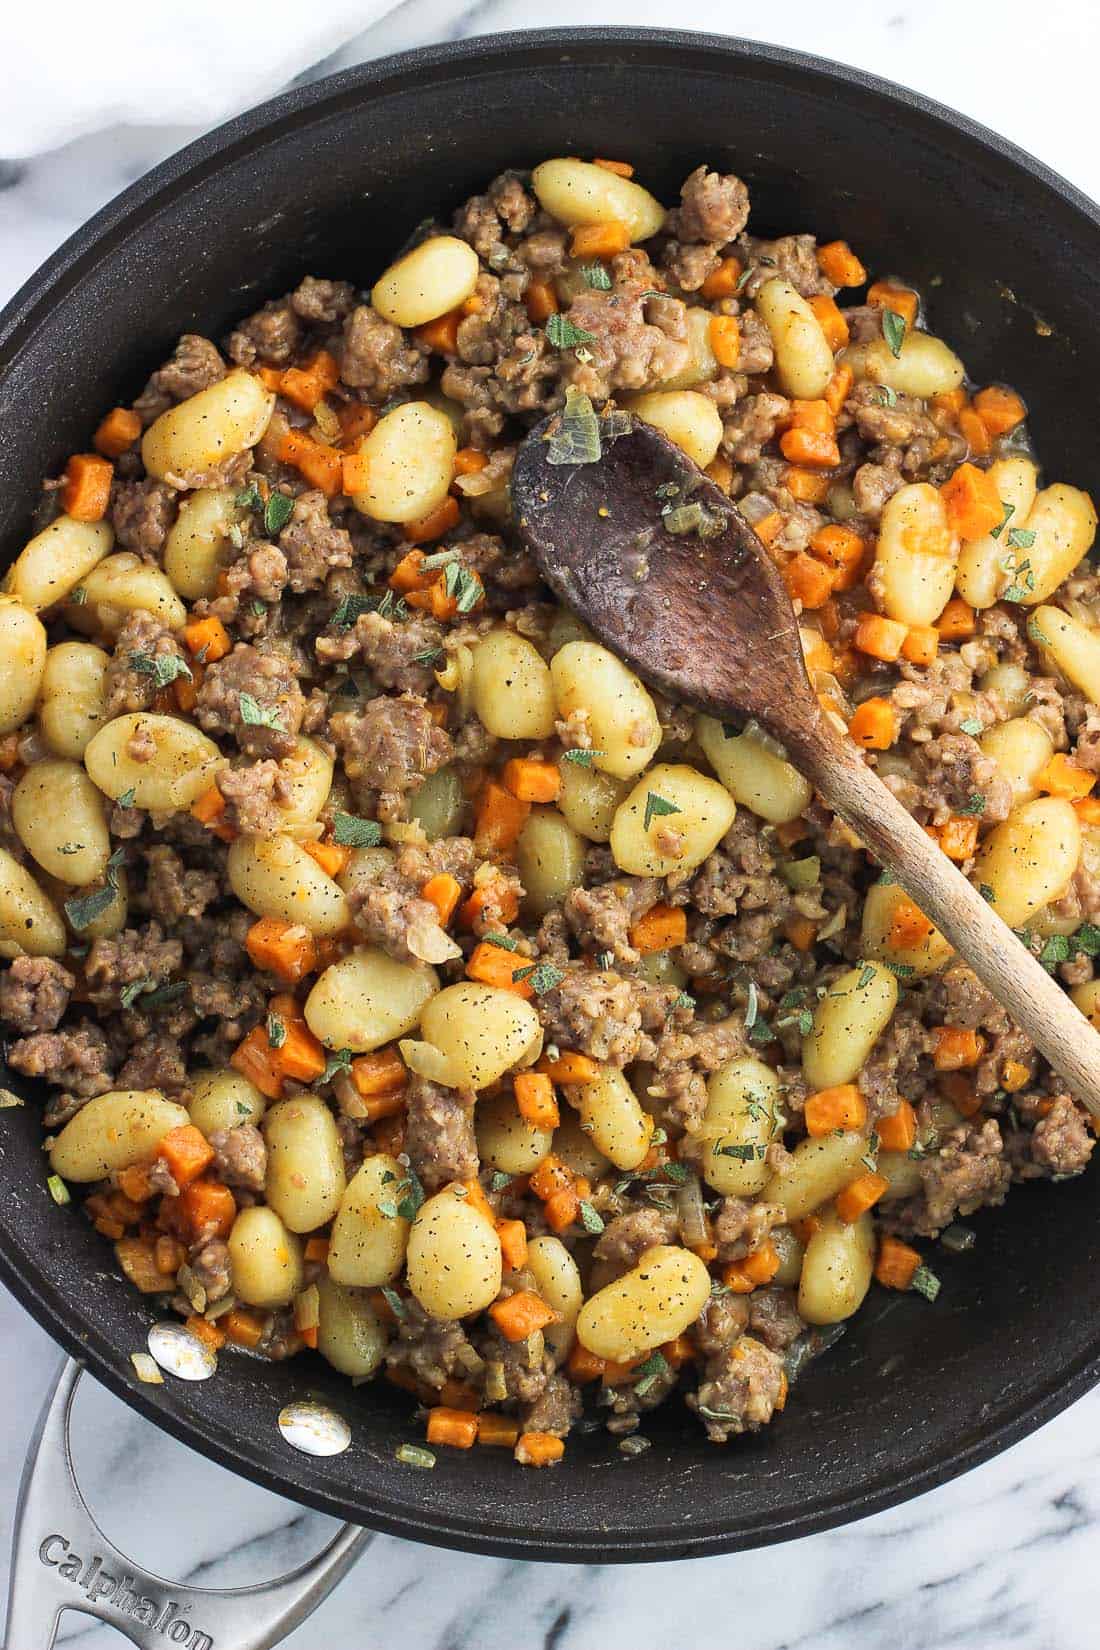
807,294 -> 850,352
875,1234 -> 922,1290
661,1334 -> 696,1370
372,1113 -> 406,1155
940,463 -> 1002,540
706,454 -> 734,493
489,1290 -> 559,1342
496,1218 -> 529,1271
181,616 -> 231,662
304,1236 -> 330,1263
783,552 -> 836,610
461,293 -> 485,316
524,280 -> 559,323
185,1314 -> 227,1352
156,1124 -> 215,1188
222,1308 -> 266,1349
176,1179 -> 236,1242
415,310 -> 462,354
230,1029 -> 284,1100
388,548 -> 432,592
854,613 -> 909,663
475,780 -> 530,854
867,282 -> 918,328
792,1215 -> 821,1245
117,1163 -> 156,1203
784,467 -> 832,504
514,1071 -> 560,1129
783,914 -> 817,952
338,403 -> 378,444
567,1342 -> 607,1383
592,156 -> 634,177
972,385 -> 1027,438
477,1413 -> 520,1447
62,454 -> 113,521
275,1019 -> 327,1083
783,397 -> 834,436
887,893 -> 936,950
458,880 -> 520,931
958,406 -> 992,457
404,495 -> 461,544
810,523 -> 866,591
93,406 -> 142,458
467,940 -> 534,998
629,902 -> 687,955
780,426 -> 841,469
824,362 -> 854,417
848,696 -> 898,749
277,429 -> 342,495
454,446 -> 489,476
931,815 -> 979,862
803,1084 -> 867,1136
936,598 -> 977,642
940,1071 -> 982,1118
502,756 -> 561,803
932,387 -> 967,421
900,624 -> 939,666
835,1171 -> 889,1223
1001,1059 -> 1031,1093
341,453 -> 370,494
723,1242 -> 781,1292
600,1357 -> 645,1386
544,1188 -> 581,1233
570,221 -> 631,259
753,510 -> 785,547
800,630 -> 835,675
514,1432 -> 565,1467
708,315 -> 741,369
255,366 -> 284,392
350,1049 -> 407,1107
280,349 -> 340,411
877,1100 -> 918,1152
529,1152 -> 575,1203
932,1026 -> 985,1071
420,872 -> 462,926
536,1051 -> 599,1086
301,838 -> 352,878
114,1237 -> 166,1293
700,256 -> 743,300
1074,797 -> 1100,825
1037,753 -> 1096,800
817,241 -> 867,288
245,917 -> 319,984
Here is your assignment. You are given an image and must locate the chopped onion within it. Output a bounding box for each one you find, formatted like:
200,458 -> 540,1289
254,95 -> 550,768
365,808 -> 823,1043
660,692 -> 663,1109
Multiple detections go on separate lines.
130,1352 -> 164,1385
399,1038 -> 461,1087
547,390 -> 601,466
675,1173 -> 708,1249
294,1284 -> 320,1335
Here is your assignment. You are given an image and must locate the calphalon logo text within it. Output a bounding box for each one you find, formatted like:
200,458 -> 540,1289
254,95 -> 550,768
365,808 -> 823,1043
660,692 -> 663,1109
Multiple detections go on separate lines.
39,1534 -> 213,1647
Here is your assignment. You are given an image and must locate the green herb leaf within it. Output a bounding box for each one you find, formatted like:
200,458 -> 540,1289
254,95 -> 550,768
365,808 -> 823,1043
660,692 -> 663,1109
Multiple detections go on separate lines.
484,932 -> 520,952
545,313 -> 597,351
674,991 -> 696,1012
267,1013 -> 287,1049
875,385 -> 898,408
747,1018 -> 776,1046
70,586 -> 87,605
251,599 -> 267,619
643,792 -> 682,831
235,483 -> 264,512
137,981 -> 187,1012
1074,922 -> 1100,957
489,1171 -> 513,1192
595,950 -> 614,971
1007,526 -> 1036,550
632,1350 -> 670,1398
578,1200 -> 605,1235
331,592 -> 377,629
412,646 -> 443,665
396,1167 -> 425,1222
264,492 -> 295,536
381,1286 -> 407,1319
959,718 -> 983,737
120,977 -> 153,1010
911,1264 -> 941,1302
63,848 -> 125,933
238,692 -> 285,731
882,308 -> 907,358
990,500 -> 1015,540
882,960 -> 915,979
46,1173 -> 71,1206
857,964 -> 876,989
1028,617 -> 1052,647
510,962 -> 565,995
117,787 -> 136,809
713,1141 -> 767,1161
578,262 -> 612,291
129,651 -> 192,690
979,883 -> 995,903
561,747 -> 608,766
1039,933 -> 1071,969
321,1047 -> 354,1084
332,812 -> 382,847
547,390 -> 602,466
957,793 -> 986,816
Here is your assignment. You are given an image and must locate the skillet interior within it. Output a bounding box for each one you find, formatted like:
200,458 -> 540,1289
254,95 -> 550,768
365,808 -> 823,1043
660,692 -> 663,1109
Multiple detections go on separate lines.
2,28 -> 1100,1562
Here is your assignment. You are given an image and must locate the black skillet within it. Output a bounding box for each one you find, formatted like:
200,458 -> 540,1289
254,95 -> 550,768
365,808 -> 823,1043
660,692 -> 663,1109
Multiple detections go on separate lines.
2,29 -> 1100,1566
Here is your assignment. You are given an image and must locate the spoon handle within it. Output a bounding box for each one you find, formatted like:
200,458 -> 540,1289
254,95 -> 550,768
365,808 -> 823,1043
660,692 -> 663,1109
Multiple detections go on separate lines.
790,724 -> 1100,1120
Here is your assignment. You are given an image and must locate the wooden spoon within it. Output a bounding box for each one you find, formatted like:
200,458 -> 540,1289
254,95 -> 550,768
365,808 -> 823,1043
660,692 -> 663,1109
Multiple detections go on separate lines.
512,407 -> 1100,1118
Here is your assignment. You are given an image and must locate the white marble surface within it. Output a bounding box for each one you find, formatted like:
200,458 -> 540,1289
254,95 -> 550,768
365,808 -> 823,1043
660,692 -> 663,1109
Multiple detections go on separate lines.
4,3 -> 1100,1645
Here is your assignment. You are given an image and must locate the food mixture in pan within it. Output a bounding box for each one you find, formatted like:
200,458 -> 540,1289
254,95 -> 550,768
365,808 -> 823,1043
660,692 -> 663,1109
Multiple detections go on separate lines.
2,155 -> 1098,1467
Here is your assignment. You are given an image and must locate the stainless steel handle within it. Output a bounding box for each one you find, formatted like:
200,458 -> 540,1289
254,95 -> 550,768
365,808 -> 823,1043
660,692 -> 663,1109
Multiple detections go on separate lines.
3,1358 -> 371,1650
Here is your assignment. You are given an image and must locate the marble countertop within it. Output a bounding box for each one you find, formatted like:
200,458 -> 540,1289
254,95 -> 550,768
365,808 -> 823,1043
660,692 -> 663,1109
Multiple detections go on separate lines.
4,4 -> 1100,1646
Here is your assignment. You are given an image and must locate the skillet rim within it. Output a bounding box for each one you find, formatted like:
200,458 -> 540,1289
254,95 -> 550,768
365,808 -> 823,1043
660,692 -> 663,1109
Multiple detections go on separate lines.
2,25 -> 1100,1561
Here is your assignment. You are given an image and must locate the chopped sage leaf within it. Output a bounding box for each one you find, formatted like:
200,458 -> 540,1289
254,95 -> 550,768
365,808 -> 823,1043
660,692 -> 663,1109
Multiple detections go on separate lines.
643,791 -> 682,831
561,747 -> 607,766
321,1047 -> 354,1085
1007,526 -> 1037,550
235,483 -> 264,512
238,692 -> 285,731
332,813 -> 382,848
958,718 -> 983,737
631,1351 -> 669,1398
484,932 -> 520,951
545,313 -> 597,351
578,1200 -> 605,1235
957,793 -> 986,816
510,962 -> 565,995
1074,922 -> 1100,957
990,500 -> 1014,540
490,1171 -> 513,1192
881,308 -> 907,357
119,978 -> 153,1010
579,262 -> 612,290
129,651 -> 192,689
267,1013 -> 287,1049
381,1286 -> 407,1319
331,592 -> 377,629
117,787 -> 136,809
264,492 -> 295,536
911,1264 -> 941,1302
546,390 -> 601,466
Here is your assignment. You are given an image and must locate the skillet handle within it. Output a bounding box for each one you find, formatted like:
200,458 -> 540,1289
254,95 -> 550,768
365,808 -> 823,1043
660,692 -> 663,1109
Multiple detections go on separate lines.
3,1358 -> 370,1650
